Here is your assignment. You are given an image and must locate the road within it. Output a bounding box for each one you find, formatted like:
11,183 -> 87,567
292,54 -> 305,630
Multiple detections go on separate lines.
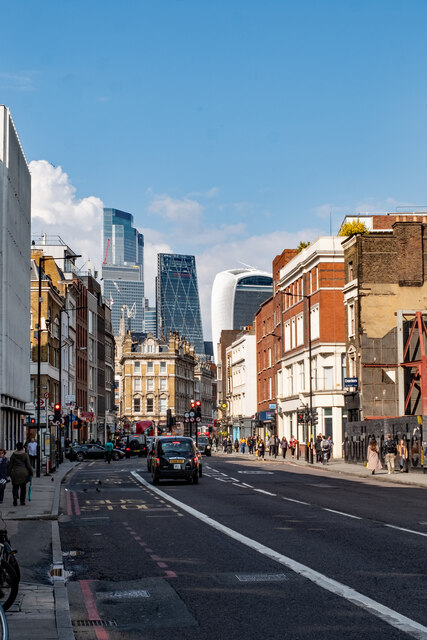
59,454 -> 427,640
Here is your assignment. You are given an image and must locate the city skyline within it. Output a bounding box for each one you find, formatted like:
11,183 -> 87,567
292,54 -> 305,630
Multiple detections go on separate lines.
4,1 -> 427,337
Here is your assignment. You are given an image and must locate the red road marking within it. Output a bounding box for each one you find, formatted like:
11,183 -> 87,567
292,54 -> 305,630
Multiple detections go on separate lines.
72,491 -> 80,516
164,570 -> 177,578
80,580 -> 109,640
66,491 -> 72,516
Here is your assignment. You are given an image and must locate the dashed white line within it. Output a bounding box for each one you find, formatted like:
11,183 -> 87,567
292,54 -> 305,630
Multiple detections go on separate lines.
254,489 -> 276,496
131,471 -> 427,640
323,508 -> 362,520
282,497 -> 310,506
385,524 -> 427,538
240,483 -> 254,488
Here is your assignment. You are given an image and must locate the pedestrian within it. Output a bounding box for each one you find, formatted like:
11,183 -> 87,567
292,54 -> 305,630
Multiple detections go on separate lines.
222,437 -> 227,453
274,435 -> 280,458
382,433 -> 397,474
314,434 -> 323,462
367,437 -> 382,475
234,438 -> 239,453
280,436 -> 288,459
289,436 -> 297,458
321,435 -> 331,464
227,437 -> 232,454
27,437 -> 37,469
104,439 -> 114,464
240,438 -> 246,454
7,442 -> 33,506
397,439 -> 408,472
0,450 -> 8,504
268,434 -> 276,457
327,435 -> 334,459
257,438 -> 265,460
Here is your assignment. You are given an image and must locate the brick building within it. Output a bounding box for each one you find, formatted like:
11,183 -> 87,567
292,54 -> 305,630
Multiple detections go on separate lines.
276,237 -> 346,454
343,218 -> 427,420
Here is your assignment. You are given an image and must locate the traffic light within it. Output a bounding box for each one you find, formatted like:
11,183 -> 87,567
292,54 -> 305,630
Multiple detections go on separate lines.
195,400 -> 202,423
312,410 -> 318,426
26,417 -> 36,425
54,403 -> 61,423
297,408 -> 305,424
166,409 -> 172,428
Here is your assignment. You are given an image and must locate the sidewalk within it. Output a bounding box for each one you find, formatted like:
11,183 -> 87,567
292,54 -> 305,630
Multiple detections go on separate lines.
213,449 -> 427,487
5,460 -> 77,640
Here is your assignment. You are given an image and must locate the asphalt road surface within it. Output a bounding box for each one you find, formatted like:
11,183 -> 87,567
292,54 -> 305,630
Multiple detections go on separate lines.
59,454 -> 427,640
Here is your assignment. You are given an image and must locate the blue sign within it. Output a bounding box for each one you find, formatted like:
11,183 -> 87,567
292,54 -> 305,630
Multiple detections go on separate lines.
344,377 -> 358,388
269,403 -> 277,409
260,410 -> 275,421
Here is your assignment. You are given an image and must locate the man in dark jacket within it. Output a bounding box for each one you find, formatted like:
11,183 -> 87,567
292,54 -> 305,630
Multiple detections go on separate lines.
382,433 -> 397,474
7,442 -> 33,506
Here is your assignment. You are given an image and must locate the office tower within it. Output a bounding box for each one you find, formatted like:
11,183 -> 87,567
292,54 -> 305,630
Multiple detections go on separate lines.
211,268 -> 273,360
157,254 -> 205,357
0,107 -> 31,448
143,299 -> 157,336
102,208 -> 144,334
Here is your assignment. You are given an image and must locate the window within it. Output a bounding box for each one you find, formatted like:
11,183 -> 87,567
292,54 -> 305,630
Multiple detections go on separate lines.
310,305 -> 320,340
348,261 -> 354,281
324,407 -> 333,438
159,397 -> 167,413
160,378 -> 167,391
284,320 -> 291,352
89,366 -> 95,390
291,317 -> 296,348
134,361 -> 140,373
147,361 -> 153,373
298,361 -> 305,392
341,353 -> 346,388
296,313 -> 304,346
133,397 -> 141,412
311,356 -> 317,391
160,361 -> 167,373
146,397 -> 154,412
348,302 -> 355,337
286,366 -> 293,397
147,378 -> 154,391
134,378 -> 141,392
88,310 -> 95,335
323,366 -> 333,390
88,337 -> 95,361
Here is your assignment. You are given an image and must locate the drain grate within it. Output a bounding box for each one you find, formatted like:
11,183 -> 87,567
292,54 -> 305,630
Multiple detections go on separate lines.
235,573 -> 288,582
73,620 -> 117,627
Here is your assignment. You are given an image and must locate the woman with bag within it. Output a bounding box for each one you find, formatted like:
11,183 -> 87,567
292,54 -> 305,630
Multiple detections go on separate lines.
7,442 -> 33,506
367,437 -> 383,475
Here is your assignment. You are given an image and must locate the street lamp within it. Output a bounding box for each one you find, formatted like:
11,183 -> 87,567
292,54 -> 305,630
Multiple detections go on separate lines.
282,290 -> 314,464
35,252 -> 81,477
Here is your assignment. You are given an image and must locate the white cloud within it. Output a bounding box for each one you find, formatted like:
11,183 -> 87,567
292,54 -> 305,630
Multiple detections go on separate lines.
30,160 -> 103,270
148,195 -> 204,224
0,72 -> 36,91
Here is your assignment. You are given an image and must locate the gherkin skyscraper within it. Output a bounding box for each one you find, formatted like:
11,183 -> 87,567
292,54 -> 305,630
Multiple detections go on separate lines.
156,254 -> 204,357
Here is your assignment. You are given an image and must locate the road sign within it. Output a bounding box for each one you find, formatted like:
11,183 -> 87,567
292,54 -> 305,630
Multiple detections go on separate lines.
65,394 -> 75,403
196,417 -> 201,422
184,412 -> 189,418
344,377 -> 358,388
35,398 -> 45,408
189,411 -> 195,418
44,392 -> 50,399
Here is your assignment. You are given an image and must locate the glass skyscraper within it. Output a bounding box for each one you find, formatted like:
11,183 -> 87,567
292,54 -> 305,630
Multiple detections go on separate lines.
102,208 -> 145,334
157,254 -> 204,357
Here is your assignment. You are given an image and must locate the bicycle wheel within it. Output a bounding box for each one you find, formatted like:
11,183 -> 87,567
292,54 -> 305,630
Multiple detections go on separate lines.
0,560 -> 18,611
0,602 -> 9,640
5,554 -> 19,585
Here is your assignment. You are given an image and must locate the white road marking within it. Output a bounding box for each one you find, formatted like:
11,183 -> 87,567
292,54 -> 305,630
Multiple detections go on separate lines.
230,477 -> 239,482
323,508 -> 362,520
240,483 -> 254,488
232,483 -> 242,487
282,497 -> 310,506
132,471 -> 427,640
385,524 -> 427,538
254,489 -> 276,496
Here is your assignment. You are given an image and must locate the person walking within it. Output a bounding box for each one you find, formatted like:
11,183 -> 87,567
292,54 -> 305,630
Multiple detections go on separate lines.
367,437 -> 383,475
327,435 -> 334,459
397,438 -> 408,473
268,434 -> 275,457
321,435 -> 331,464
234,438 -> 239,453
240,438 -> 246,454
314,434 -> 323,463
0,450 -> 8,504
7,442 -> 33,506
257,438 -> 265,460
289,436 -> 297,458
27,437 -> 37,469
280,437 -> 288,459
382,433 -> 397,474
104,439 -> 114,464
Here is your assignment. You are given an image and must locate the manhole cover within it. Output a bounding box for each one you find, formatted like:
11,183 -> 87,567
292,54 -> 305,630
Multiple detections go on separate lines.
237,470 -> 274,475
236,574 -> 288,582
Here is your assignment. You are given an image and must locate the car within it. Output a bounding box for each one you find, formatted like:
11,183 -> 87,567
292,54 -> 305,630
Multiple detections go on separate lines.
66,443 -> 124,462
118,435 -> 147,458
195,435 -> 211,456
151,436 -> 200,484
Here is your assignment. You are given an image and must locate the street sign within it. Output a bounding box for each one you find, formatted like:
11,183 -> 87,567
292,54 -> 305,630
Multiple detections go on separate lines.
65,394 -> 76,403
184,412 -> 189,418
189,411 -> 195,418
35,398 -> 45,408
269,403 -> 277,409
344,377 -> 358,388
196,417 -> 201,422
44,392 -> 50,399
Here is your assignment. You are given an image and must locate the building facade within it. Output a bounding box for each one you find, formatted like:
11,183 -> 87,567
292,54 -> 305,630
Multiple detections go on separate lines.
0,107 -> 31,448
211,268 -> 273,362
156,253 -> 205,357
276,237 -> 346,456
226,329 -> 257,440
102,208 -> 145,335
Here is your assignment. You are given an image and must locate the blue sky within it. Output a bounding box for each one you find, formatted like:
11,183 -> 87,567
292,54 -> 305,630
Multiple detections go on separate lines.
2,0 -> 427,336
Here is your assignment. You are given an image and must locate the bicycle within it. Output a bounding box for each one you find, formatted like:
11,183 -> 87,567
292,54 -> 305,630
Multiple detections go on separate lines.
0,518 -> 19,611
0,521 -> 19,583
0,602 -> 9,640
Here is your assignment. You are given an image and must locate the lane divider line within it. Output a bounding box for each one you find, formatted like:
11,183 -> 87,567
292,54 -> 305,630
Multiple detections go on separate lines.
131,471 -> 427,640
323,508 -> 362,520
282,497 -> 310,506
385,524 -> 427,538
254,489 -> 277,496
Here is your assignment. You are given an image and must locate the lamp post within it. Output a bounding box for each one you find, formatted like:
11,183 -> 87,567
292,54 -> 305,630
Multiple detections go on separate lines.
283,290 -> 314,464
35,252 -> 81,477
